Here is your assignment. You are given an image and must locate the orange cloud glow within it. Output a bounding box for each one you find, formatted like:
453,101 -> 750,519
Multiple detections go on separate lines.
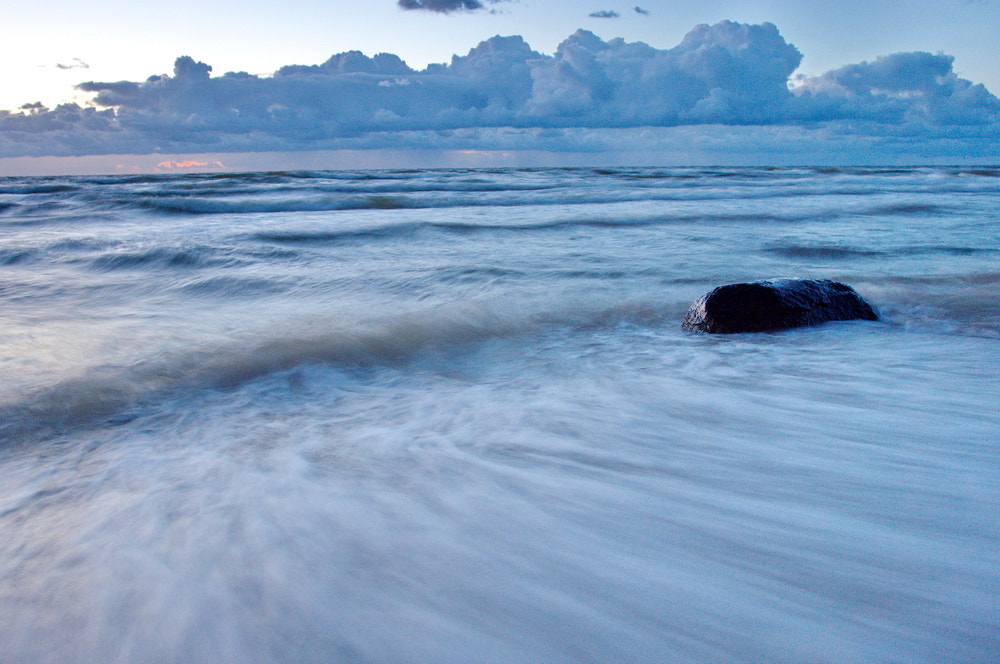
156,160 -> 224,170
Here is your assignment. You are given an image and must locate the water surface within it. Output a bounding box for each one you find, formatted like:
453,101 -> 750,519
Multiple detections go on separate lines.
1,166 -> 998,663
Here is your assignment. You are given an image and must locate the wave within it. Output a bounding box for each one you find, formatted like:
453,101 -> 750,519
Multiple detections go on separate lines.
434,265 -> 530,284
51,238 -> 115,252
898,245 -> 997,256
765,243 -> 995,260
89,248 -> 221,271
131,189 -> 984,219
0,183 -> 80,195
0,299 -> 676,446
79,170 -> 386,185
862,272 -> 1000,286
1,241 -> 266,272
857,272 -> 1000,338
867,203 -> 945,215
254,223 -> 424,244
251,213 -> 803,245
136,195 -> 416,215
951,168 -> 1000,178
98,180 -> 563,202
173,275 -> 293,297
77,182 -> 905,217
6,201 -> 71,215
0,249 -> 37,265
84,246 -> 257,272
590,168 -> 702,180
765,244 -> 883,259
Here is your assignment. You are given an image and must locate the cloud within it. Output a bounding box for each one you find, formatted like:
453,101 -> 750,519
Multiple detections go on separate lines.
589,10 -> 620,18
1,21 -> 997,161
526,22 -> 805,124
397,0 -> 507,12
156,159 -> 224,169
792,51 -> 1000,125
55,58 -> 90,70
634,6 -> 650,15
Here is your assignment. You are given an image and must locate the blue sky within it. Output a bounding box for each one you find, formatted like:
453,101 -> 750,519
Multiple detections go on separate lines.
2,0 -> 999,173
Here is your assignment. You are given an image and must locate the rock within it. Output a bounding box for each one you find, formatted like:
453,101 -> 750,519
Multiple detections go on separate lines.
682,279 -> 878,333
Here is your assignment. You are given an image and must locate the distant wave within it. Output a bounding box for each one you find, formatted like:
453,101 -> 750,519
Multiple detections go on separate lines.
136,195 -> 385,215
765,245 -> 884,259
867,203 -> 944,215
764,243 -> 994,260
952,168 -> 1000,178
897,245 -> 997,256
251,213 -> 802,245
864,272 -> 1000,286
0,184 -> 80,195
128,190 -> 951,216
5,166 -> 994,222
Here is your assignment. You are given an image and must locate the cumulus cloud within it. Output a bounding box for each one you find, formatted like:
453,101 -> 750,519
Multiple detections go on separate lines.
1,21 -> 998,159
589,10 -> 620,18
792,51 -> 1000,125
397,0 -> 506,12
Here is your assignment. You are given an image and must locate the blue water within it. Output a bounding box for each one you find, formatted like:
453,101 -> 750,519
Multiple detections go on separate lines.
1,167 -> 998,663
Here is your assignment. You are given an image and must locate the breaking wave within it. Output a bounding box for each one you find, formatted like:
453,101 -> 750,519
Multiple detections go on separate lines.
0,298 -> 676,445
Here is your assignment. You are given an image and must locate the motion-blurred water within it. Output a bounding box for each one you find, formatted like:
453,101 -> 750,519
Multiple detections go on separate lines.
1,166 -> 998,663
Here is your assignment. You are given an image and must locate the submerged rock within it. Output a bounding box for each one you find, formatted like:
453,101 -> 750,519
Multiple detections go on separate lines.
682,279 -> 878,333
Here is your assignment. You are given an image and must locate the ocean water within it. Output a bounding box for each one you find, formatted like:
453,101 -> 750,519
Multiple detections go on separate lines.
0,166 -> 998,663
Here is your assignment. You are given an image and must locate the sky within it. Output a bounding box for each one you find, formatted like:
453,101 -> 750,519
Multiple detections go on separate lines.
2,0 -> 999,173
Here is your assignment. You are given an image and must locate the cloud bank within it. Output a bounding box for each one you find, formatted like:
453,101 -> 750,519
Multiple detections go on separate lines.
1,21 -> 998,161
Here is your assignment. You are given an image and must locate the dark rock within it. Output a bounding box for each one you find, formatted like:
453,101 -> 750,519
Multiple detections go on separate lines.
682,279 -> 878,333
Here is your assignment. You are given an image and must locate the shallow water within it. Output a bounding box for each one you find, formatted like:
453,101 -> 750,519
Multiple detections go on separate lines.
1,167 -> 998,663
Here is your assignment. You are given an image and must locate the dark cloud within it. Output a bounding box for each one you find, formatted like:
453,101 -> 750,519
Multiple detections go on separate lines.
2,21 -> 997,159
55,58 -> 90,70
589,10 -> 620,18
397,0 -> 505,12
634,6 -> 650,15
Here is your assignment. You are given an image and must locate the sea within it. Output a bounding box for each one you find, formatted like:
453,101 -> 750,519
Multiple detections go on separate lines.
1,166 -> 998,663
